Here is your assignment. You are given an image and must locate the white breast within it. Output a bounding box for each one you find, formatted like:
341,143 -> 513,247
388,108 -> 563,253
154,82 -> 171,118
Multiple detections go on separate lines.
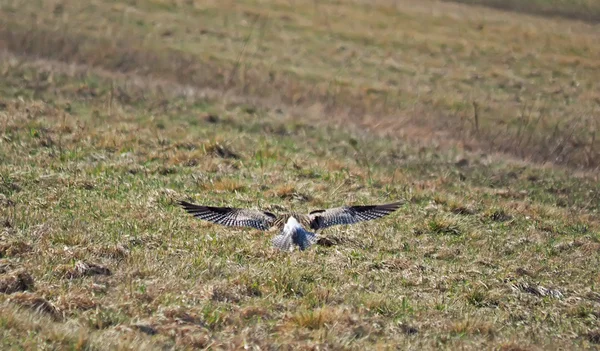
284,216 -> 302,233
273,216 -> 317,251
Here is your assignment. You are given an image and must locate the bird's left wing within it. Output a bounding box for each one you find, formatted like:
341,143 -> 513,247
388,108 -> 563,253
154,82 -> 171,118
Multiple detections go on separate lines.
308,201 -> 404,230
178,200 -> 277,231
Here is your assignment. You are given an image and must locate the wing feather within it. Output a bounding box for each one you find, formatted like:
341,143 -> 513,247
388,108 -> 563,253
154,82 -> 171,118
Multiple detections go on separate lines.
308,201 -> 403,230
178,200 -> 276,230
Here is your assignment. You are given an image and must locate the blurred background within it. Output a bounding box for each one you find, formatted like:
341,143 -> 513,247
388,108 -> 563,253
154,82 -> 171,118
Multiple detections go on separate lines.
2,0 -> 598,168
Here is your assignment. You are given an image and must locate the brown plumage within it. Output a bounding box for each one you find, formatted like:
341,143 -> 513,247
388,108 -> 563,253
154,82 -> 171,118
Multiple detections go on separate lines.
178,200 -> 404,251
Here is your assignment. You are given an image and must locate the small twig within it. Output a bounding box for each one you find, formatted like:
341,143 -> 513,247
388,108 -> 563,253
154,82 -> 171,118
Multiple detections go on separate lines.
108,80 -> 114,117
226,14 -> 261,89
472,101 -> 479,134
349,138 -> 373,185
58,112 -> 66,159
313,0 -> 331,31
588,130 -> 596,167
523,106 -> 545,149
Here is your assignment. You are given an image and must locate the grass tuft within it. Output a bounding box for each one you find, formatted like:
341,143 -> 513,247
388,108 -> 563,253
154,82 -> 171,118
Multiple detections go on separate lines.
8,293 -> 62,321
0,270 -> 35,294
54,261 -> 111,280
292,307 -> 336,330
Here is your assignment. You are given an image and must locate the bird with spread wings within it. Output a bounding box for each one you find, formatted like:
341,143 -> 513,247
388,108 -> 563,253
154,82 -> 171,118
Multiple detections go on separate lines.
178,200 -> 404,251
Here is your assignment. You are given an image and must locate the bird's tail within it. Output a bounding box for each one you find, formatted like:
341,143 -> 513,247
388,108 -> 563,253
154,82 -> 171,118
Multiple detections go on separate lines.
272,233 -> 293,251
272,229 -> 317,251
296,230 -> 318,251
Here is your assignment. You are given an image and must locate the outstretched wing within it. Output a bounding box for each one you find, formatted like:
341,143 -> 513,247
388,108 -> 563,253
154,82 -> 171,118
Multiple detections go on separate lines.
178,200 -> 277,231
308,201 -> 404,230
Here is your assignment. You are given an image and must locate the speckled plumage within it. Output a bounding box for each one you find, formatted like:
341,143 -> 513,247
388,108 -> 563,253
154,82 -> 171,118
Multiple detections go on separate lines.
178,200 -> 404,251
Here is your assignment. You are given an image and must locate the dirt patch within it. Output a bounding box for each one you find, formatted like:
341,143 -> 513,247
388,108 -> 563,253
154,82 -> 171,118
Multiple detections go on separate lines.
0,269 -> 35,294
0,259 -> 15,274
587,330 -> 600,344
0,241 -> 32,258
128,309 -> 212,348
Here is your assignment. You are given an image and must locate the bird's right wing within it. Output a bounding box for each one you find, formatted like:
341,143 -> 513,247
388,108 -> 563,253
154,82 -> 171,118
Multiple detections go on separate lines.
178,201 -> 277,231
308,201 -> 404,230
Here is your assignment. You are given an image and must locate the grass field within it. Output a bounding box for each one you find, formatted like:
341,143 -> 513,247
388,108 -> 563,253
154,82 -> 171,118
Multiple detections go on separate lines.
1,0 -> 599,349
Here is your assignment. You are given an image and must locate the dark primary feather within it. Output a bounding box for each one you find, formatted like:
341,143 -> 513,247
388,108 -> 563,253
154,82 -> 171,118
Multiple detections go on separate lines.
178,201 -> 277,230
308,201 -> 404,230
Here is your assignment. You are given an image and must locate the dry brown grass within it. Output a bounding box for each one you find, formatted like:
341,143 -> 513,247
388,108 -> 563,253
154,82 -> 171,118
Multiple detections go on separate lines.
0,241 -> 32,258
54,261 -> 112,280
0,0 -> 598,169
8,293 -> 62,321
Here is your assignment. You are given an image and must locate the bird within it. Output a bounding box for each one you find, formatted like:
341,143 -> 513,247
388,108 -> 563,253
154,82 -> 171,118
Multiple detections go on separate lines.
177,200 -> 404,251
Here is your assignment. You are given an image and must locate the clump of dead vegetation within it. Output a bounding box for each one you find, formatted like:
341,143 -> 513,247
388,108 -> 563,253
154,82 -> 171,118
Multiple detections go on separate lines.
0,269 -> 35,294
56,293 -> 97,313
124,308 -> 213,348
8,292 -> 62,321
509,281 -> 564,299
54,261 -> 111,279
0,241 -> 32,258
204,141 -> 240,160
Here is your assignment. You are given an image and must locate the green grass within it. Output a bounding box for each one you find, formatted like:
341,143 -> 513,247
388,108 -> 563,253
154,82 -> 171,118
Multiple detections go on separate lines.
0,0 -> 600,349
